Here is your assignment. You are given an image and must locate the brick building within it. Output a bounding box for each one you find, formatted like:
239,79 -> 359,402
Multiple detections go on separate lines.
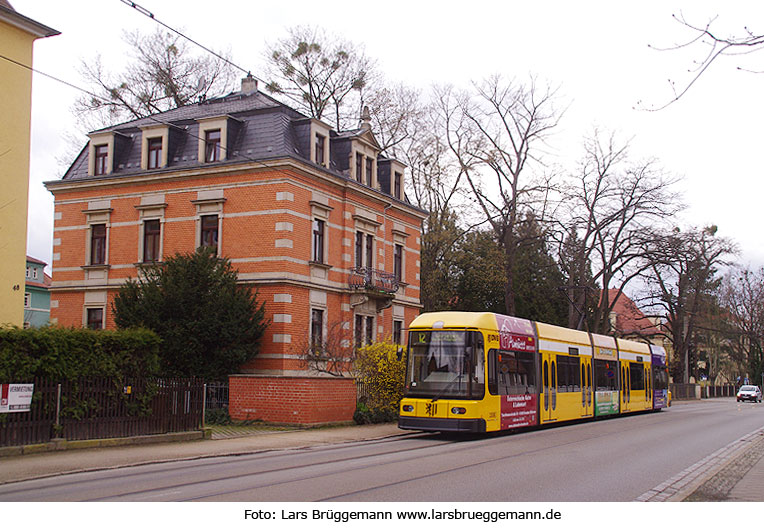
45,76 -> 426,424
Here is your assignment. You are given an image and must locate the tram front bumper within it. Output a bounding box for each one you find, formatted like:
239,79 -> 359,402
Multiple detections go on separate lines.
398,416 -> 486,433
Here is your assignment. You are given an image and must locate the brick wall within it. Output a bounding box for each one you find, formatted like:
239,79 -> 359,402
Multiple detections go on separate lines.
229,375 -> 356,425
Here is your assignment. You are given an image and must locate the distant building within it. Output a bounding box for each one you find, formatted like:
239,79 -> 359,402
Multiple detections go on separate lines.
24,255 -> 51,328
45,75 -> 426,424
0,1 -> 58,327
607,288 -> 673,362
607,289 -> 662,342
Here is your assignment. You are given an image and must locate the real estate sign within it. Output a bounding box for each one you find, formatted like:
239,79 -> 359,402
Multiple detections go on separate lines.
0,383 -> 34,413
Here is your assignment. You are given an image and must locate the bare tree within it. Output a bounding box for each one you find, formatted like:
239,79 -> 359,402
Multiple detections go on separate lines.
400,88 -> 470,311
365,83 -> 425,156
296,320 -> 355,377
718,266 -> 764,386
75,29 -> 236,129
643,226 -> 736,383
263,26 -> 375,131
559,130 -> 683,334
648,13 -> 764,109
443,75 -> 561,315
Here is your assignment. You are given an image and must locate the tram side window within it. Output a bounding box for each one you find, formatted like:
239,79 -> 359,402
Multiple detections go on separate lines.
556,355 -> 581,393
594,360 -> 618,391
629,363 -> 645,390
488,349 -> 537,395
653,367 -> 669,390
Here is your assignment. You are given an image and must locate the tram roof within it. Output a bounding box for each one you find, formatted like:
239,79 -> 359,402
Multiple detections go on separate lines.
535,322 -> 591,346
408,312 -> 532,334
616,337 -> 651,355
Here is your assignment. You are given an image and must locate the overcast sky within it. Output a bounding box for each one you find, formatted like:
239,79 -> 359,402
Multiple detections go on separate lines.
15,0 -> 764,276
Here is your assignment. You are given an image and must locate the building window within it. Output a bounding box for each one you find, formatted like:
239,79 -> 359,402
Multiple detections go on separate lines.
312,219 -> 325,263
200,215 -> 219,253
355,153 -> 364,183
143,219 -> 161,262
355,314 -> 364,349
25,266 -> 30,278
204,129 -> 221,162
32,268 -> 38,280
311,308 -> 324,349
147,137 -> 163,169
355,231 -> 373,268
394,243 -> 403,281
90,223 -> 107,265
315,134 -> 325,166
355,231 -> 364,268
365,158 -> 373,186
24,293 -> 31,308
87,308 -> 104,330
94,144 -> 108,176
354,314 -> 374,349
365,234 -> 373,269
393,320 -> 403,345
365,315 -> 374,345
394,172 -> 402,199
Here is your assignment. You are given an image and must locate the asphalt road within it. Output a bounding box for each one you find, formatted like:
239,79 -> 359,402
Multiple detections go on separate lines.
1,399 -> 762,501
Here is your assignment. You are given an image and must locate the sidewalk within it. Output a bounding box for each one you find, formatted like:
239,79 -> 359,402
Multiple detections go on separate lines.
2,419 -> 764,501
0,423 -> 405,485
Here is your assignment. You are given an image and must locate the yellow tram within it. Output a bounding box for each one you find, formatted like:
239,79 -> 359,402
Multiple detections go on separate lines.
398,312 -> 667,433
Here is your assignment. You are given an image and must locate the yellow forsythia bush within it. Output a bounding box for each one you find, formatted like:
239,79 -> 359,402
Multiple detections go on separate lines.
354,340 -> 407,416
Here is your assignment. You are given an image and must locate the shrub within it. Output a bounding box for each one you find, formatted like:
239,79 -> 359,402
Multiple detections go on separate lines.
204,408 -> 232,425
113,248 -> 268,380
354,340 -> 406,423
0,326 -> 161,381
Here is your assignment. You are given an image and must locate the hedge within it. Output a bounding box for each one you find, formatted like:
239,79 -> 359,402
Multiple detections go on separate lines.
0,326 -> 161,381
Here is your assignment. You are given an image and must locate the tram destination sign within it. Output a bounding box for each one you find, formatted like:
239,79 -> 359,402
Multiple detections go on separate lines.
0,383 -> 34,413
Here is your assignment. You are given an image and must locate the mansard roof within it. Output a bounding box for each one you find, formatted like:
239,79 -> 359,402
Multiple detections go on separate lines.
56,83 -> 414,208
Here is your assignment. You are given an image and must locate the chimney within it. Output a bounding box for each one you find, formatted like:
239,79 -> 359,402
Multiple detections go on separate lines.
241,74 -> 258,93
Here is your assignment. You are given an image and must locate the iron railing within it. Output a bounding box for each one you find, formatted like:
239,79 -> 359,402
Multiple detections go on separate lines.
349,267 -> 399,295
0,377 -> 204,447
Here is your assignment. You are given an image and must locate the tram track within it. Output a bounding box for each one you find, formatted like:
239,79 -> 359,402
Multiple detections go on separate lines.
0,403 -> 730,502
99,409 -> 678,501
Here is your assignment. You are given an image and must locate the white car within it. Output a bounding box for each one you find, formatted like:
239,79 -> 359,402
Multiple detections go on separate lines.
736,385 -> 762,403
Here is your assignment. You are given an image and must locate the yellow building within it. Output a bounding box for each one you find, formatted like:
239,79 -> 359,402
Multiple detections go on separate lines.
0,1 -> 58,326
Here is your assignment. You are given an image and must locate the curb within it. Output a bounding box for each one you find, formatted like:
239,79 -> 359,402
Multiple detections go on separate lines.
636,424 -> 764,502
0,428 -> 210,458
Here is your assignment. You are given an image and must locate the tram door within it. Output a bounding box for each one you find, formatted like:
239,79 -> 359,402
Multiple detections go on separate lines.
621,362 -> 631,412
581,358 -> 593,417
541,354 -> 558,422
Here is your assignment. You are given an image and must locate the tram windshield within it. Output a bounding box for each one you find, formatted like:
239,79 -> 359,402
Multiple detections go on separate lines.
405,330 -> 485,399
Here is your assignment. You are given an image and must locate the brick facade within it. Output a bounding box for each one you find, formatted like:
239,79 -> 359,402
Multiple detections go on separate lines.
229,375 -> 356,424
45,78 -> 425,424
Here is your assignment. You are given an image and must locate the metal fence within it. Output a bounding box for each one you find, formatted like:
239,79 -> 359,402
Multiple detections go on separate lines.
205,382 -> 229,410
0,378 -> 204,447
703,384 -> 737,398
356,380 -> 370,403
670,383 -> 738,400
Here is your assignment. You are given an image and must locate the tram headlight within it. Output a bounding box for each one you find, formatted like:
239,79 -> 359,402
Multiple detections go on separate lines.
451,407 -> 466,415
402,405 -> 414,412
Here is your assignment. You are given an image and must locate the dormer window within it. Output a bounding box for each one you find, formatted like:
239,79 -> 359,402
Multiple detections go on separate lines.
94,145 -> 108,176
355,153 -> 363,183
315,133 -> 326,166
394,172 -> 402,199
205,129 -> 221,162
365,158 -> 373,186
147,138 -> 163,169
